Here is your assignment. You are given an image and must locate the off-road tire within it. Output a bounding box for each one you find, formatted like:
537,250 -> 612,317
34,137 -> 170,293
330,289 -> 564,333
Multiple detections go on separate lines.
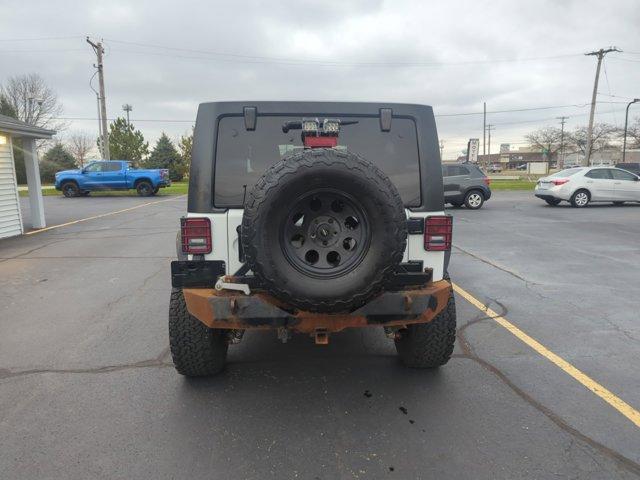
570,189 -> 590,208
136,180 -> 153,197
242,148 -> 407,313
545,198 -> 561,206
464,190 -> 485,209
61,181 -> 79,198
168,288 -> 228,377
395,289 -> 457,368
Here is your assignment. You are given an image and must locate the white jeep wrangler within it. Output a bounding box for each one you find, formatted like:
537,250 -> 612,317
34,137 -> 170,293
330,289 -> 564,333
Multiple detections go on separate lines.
169,102 -> 455,376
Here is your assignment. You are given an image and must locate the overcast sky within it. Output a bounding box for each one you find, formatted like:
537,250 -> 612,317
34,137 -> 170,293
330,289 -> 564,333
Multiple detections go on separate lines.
1,0 -> 639,159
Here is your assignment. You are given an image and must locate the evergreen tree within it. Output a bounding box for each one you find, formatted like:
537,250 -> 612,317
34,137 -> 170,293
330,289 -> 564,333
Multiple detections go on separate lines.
40,143 -> 77,183
145,133 -> 185,181
101,117 -> 149,166
177,128 -> 193,179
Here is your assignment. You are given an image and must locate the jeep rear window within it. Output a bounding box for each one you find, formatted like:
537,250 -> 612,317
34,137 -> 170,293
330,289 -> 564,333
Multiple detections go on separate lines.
214,115 -> 421,207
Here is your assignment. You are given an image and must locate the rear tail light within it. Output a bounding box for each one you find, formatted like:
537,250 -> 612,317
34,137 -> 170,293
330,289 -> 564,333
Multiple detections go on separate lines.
484,177 -> 491,186
552,179 -> 569,186
424,215 -> 453,251
181,217 -> 212,254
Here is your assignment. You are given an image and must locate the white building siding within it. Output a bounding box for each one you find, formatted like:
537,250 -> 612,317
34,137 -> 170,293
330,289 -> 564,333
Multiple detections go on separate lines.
0,136 -> 23,239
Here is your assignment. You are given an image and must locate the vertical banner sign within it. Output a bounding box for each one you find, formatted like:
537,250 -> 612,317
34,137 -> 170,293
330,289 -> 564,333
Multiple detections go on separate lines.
467,138 -> 479,163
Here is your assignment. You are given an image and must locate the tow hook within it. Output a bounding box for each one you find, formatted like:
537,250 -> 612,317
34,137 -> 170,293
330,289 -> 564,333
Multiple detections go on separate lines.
215,277 -> 251,295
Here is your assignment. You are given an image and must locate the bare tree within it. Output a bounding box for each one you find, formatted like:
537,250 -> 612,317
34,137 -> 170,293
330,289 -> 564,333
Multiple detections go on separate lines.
66,131 -> 96,167
622,117 -> 640,150
567,123 -> 617,160
525,126 -> 563,162
0,73 -> 66,131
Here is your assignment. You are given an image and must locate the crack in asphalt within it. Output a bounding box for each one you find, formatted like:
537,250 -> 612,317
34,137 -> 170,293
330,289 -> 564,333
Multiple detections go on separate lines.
455,298 -> 640,478
0,238 -> 67,263
453,245 -> 540,286
0,348 -> 172,380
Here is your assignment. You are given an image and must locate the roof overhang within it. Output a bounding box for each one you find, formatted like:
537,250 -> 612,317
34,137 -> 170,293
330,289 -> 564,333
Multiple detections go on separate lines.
0,115 -> 56,139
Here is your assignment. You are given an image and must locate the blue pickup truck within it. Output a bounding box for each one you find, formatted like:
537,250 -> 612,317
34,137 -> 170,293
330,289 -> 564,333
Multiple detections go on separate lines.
55,160 -> 171,197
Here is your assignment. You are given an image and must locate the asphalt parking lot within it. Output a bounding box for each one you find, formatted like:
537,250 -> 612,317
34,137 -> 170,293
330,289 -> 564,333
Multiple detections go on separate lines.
1,191 -> 639,479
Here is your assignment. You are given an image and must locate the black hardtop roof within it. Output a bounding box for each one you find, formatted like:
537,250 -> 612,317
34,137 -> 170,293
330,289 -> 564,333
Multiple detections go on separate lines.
189,101 -> 443,213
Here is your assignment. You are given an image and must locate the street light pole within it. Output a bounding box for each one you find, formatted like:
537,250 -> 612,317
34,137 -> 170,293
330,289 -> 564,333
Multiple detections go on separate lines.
622,98 -> 639,163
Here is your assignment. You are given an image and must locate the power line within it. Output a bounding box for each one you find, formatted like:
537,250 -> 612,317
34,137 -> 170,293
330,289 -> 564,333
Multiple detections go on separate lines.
50,100 -> 627,124
601,59 -> 619,127
103,38 -> 583,67
0,35 -> 83,42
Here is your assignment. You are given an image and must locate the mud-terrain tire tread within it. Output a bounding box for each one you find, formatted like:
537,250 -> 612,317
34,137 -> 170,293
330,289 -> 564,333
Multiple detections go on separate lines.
241,148 -> 407,313
168,288 -> 228,377
395,288 -> 457,368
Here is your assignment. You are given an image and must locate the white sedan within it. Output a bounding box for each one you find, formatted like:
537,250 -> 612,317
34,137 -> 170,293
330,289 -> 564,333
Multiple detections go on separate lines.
534,166 -> 640,207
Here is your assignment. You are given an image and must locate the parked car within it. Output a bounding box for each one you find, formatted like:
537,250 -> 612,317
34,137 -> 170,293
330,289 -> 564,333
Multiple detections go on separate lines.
615,162 -> 640,176
55,160 -> 171,197
488,163 -> 502,173
169,101 -> 456,376
534,166 -> 640,207
442,163 -> 491,209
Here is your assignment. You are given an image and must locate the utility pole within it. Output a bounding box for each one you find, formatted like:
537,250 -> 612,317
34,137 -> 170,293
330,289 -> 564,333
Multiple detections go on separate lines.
483,102 -> 487,156
122,104 -> 133,126
584,47 -> 621,165
623,99 -> 640,163
486,124 -> 494,163
556,116 -> 569,169
86,37 -> 110,160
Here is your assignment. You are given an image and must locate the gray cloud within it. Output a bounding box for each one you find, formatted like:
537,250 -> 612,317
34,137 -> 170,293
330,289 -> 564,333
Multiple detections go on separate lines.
1,0 -> 639,158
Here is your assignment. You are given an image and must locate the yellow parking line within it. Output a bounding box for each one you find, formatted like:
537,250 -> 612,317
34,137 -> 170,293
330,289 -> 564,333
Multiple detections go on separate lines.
25,195 -> 185,235
452,282 -> 640,428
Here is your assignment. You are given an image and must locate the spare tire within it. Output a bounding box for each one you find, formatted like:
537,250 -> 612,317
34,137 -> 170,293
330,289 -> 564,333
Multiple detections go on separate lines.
241,148 -> 407,313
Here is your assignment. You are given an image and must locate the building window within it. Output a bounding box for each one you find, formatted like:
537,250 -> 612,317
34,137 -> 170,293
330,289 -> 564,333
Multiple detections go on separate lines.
0,135 -> 7,145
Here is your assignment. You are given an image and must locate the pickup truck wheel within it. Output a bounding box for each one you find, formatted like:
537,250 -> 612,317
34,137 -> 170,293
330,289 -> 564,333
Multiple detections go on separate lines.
136,181 -> 153,197
61,182 -> 79,198
242,148 -> 407,313
395,289 -> 457,368
464,190 -> 484,209
169,288 -> 228,377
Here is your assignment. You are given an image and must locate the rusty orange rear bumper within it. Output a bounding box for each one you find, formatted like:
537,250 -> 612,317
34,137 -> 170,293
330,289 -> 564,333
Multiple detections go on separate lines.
182,280 -> 451,334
